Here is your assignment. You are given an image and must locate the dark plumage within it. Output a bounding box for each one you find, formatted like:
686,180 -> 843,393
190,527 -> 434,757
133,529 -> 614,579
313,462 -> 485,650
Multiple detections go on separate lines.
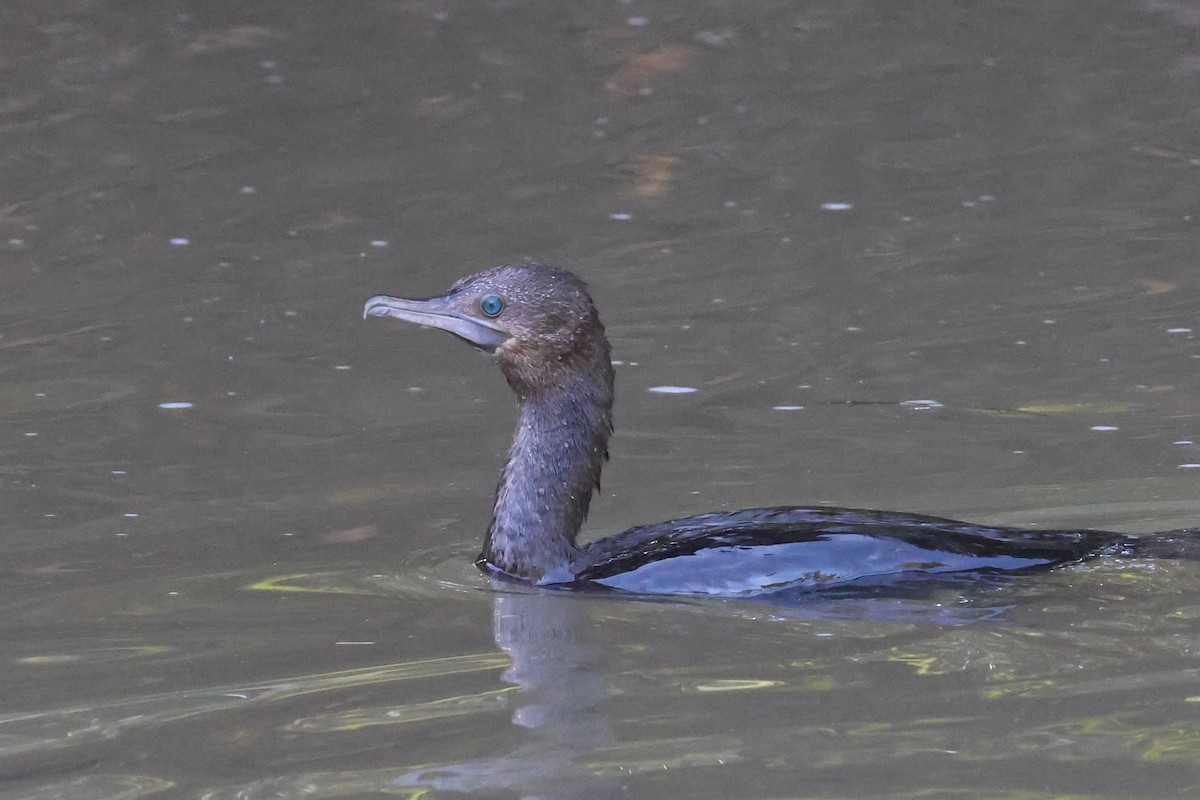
365,263 -> 1200,597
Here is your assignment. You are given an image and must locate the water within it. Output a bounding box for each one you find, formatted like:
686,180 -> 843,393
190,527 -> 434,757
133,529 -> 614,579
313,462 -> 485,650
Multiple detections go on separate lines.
2,1 -> 1200,797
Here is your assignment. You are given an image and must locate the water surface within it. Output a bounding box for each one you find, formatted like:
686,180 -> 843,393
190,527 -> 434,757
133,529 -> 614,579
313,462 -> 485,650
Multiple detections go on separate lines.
2,1 -> 1200,797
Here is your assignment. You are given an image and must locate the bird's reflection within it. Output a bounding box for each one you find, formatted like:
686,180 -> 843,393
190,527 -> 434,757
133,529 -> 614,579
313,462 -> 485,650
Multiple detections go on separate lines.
389,585 -> 621,798
386,575 -> 1027,795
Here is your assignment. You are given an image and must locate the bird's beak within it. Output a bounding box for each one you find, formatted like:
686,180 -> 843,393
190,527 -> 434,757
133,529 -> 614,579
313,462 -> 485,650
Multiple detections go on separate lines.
363,293 -> 511,353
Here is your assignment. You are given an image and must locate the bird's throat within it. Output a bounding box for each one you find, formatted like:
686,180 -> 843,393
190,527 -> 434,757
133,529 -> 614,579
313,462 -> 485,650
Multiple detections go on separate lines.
481,378 -> 613,584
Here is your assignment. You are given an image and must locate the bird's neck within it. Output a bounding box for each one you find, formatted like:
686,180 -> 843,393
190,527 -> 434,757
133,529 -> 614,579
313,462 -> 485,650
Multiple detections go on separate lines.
482,371 -> 613,584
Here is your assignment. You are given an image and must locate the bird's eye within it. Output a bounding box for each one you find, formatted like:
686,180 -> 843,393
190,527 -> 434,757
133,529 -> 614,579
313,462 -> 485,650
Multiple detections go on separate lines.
480,295 -> 504,317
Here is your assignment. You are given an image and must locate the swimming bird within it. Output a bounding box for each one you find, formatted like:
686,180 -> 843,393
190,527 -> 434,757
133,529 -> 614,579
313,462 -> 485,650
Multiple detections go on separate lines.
364,263 -> 1196,597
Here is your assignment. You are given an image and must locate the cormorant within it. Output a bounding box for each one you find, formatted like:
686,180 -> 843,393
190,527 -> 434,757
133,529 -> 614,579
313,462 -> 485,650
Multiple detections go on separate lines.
365,263 -> 1197,597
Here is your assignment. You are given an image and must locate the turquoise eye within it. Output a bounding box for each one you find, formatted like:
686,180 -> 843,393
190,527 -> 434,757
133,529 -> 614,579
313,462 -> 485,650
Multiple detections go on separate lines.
480,295 -> 504,317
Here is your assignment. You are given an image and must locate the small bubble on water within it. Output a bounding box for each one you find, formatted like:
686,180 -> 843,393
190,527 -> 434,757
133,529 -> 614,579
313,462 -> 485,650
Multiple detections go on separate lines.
820,202 -> 853,211
169,237 -> 190,246
609,212 -> 633,221
370,240 -> 388,248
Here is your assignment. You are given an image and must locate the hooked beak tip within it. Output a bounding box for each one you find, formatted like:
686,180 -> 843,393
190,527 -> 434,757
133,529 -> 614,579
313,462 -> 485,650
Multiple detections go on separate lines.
363,296 -> 394,320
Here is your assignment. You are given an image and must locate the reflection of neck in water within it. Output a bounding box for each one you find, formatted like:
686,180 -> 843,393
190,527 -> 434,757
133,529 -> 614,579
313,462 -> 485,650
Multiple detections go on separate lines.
494,591 -> 610,737
390,588 -> 616,798
390,588 -> 747,798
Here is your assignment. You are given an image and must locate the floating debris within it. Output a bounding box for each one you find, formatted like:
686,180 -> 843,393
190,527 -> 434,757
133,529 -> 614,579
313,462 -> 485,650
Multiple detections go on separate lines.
159,401 -> 193,410
649,386 -> 697,395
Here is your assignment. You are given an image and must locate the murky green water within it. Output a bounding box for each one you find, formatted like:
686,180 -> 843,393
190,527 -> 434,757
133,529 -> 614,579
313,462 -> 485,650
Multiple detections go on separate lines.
2,1 -> 1200,797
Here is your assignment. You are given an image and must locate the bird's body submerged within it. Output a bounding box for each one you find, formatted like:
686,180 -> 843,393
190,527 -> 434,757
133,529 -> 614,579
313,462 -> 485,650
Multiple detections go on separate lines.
365,262 -> 1197,598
